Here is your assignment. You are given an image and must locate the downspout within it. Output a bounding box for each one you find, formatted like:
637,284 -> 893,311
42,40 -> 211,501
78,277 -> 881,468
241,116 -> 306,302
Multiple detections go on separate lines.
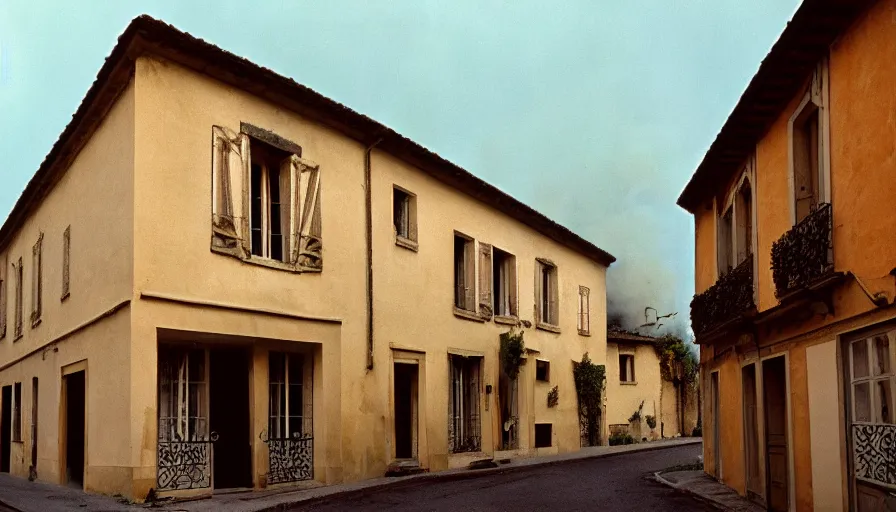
365,137 -> 384,371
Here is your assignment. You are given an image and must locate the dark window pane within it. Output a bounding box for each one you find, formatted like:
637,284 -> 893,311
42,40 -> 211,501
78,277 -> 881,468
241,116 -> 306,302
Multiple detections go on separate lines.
251,163 -> 264,256
454,236 -> 466,309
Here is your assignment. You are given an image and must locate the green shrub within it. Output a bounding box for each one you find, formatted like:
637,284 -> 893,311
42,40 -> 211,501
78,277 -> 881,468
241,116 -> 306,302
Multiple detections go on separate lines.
609,432 -> 635,446
645,415 -> 657,429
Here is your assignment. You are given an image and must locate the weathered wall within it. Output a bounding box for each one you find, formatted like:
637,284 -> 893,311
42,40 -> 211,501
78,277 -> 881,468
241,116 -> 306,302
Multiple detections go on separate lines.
605,342 -> 661,438
0,81 -> 136,492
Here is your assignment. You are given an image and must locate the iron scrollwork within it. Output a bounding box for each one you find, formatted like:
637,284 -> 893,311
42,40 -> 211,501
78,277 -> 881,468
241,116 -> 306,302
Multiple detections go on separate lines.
157,440 -> 212,491
266,435 -> 314,484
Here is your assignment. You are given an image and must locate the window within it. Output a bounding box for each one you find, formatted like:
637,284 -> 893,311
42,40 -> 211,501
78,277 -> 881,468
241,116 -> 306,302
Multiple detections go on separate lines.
14,257 -> 22,339
849,333 -> 895,425
454,233 -> 475,312
393,187 -> 418,249
31,234 -> 42,326
577,286 -> 590,335
534,423 -> 552,448
535,360 -> 550,382
12,382 -> 21,442
620,354 -> 635,383
734,180 -> 753,264
210,124 -> 322,271
790,61 -> 828,224
717,206 -> 733,276
158,347 -> 208,443
0,257 -> 6,340
62,226 -> 71,301
269,352 -> 312,440
535,259 -> 559,328
492,247 -> 517,318
449,355 -> 481,453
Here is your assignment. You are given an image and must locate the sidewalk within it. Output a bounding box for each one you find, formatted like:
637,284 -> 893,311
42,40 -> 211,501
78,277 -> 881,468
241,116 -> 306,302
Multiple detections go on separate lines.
654,469 -> 764,512
0,438 -> 701,512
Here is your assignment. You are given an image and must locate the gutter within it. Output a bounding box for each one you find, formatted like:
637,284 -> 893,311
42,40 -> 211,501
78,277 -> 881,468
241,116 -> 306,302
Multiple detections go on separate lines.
365,137 -> 384,371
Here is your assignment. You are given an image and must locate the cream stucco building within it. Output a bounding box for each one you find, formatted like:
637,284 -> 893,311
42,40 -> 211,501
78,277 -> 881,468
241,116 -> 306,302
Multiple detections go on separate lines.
0,17 -> 617,501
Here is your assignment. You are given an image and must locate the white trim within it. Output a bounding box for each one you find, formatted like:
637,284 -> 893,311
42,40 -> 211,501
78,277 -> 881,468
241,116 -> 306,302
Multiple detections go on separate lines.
787,59 -> 830,226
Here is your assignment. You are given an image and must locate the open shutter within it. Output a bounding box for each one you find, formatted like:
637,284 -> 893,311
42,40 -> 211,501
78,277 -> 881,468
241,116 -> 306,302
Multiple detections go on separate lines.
548,268 -> 558,325
478,243 -> 492,319
294,157 -> 322,270
211,126 -> 249,259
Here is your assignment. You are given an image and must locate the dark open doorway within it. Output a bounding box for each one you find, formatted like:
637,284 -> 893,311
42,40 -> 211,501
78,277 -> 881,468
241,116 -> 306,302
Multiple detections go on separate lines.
1,385 -> 11,473
393,363 -> 418,459
763,356 -> 789,512
64,371 -> 85,488
209,348 -> 252,489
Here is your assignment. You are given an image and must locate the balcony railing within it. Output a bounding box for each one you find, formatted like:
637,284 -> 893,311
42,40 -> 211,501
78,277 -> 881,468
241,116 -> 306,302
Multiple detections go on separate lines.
691,255 -> 755,337
771,202 -> 833,297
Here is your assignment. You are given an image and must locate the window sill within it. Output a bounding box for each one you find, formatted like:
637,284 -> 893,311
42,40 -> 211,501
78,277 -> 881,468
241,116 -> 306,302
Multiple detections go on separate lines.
61,292 -> 70,302
494,315 -> 519,326
578,329 -> 591,337
13,334 -> 22,343
212,247 -> 322,274
621,381 -> 638,386
536,322 -> 561,334
11,439 -> 23,444
453,307 -> 485,323
31,317 -> 41,329
395,236 -> 418,252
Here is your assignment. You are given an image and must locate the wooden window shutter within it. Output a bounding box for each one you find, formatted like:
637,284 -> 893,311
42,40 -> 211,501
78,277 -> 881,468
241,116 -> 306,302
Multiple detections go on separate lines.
211,126 -> 250,259
31,234 -> 42,324
0,256 -> 6,339
14,257 -> 22,338
534,261 -> 543,322
548,267 -> 558,325
508,258 -> 518,316
478,243 -> 493,319
279,157 -> 297,263
62,226 -> 71,300
294,157 -> 322,270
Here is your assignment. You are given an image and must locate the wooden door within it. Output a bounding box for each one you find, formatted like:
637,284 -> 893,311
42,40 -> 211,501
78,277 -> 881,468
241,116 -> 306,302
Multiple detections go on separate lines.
711,372 -> 721,478
763,357 -> 789,512
743,364 -> 763,502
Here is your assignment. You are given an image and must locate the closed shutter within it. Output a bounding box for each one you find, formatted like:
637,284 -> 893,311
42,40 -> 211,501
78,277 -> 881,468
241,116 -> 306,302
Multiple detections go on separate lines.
478,243 -> 492,319
0,257 -> 6,339
15,258 -> 22,337
295,157 -> 322,270
31,234 -> 42,324
62,226 -> 70,300
211,126 -> 249,259
547,267 -> 558,325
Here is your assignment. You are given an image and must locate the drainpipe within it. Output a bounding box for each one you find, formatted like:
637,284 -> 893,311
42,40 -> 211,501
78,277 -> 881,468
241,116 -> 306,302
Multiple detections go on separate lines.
365,137 -> 384,371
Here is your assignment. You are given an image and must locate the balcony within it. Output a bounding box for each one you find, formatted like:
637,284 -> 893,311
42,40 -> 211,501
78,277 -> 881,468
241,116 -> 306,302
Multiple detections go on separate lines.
690,255 -> 756,339
771,203 -> 834,298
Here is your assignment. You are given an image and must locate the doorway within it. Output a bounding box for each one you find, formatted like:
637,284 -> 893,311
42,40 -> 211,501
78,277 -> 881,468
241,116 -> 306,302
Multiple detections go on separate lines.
1,385 -> 10,473
710,371 -> 721,478
742,364 -> 762,502
209,348 -> 252,489
393,362 -> 418,459
763,356 -> 789,512
63,371 -> 86,488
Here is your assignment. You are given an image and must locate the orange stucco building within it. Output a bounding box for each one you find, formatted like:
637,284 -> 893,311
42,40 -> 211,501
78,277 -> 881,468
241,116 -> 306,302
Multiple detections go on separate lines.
680,0 -> 896,510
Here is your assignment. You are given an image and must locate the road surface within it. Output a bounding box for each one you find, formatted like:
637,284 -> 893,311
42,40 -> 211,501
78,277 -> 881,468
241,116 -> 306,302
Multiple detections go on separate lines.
295,443 -> 712,511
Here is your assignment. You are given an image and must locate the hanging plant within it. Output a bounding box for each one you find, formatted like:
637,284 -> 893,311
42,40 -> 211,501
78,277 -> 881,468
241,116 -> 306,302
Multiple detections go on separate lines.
547,386 -> 559,408
499,329 -> 525,379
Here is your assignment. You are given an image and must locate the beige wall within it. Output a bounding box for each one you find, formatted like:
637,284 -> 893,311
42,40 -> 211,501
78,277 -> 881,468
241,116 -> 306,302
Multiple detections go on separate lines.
605,342 -> 661,435
0,80 -> 136,492
805,339 -> 843,512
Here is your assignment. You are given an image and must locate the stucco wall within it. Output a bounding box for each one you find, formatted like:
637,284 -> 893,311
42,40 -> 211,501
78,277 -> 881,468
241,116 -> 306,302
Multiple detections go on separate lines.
0,81 -> 136,491
605,342 -> 661,435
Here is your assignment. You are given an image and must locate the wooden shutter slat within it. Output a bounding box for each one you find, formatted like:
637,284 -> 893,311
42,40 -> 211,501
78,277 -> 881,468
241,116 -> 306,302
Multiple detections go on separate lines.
478,243 -> 492,319
211,126 -> 249,259
295,157 -> 322,270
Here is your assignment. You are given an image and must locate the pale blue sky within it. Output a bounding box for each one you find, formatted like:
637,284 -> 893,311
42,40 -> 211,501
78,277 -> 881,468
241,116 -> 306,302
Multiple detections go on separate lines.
0,1 -> 798,334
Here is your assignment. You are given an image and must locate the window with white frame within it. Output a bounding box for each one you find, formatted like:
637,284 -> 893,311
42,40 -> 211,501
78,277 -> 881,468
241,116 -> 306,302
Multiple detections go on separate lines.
211,124 -> 322,271
492,247 -> 517,318
393,187 -> 418,248
577,286 -> 590,335
269,352 -> 312,440
790,60 -> 829,224
619,353 -> 635,383
535,259 -> 559,327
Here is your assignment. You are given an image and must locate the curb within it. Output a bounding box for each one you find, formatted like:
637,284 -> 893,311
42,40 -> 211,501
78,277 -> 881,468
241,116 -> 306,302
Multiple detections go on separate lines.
653,471 -> 725,511
262,439 -> 703,511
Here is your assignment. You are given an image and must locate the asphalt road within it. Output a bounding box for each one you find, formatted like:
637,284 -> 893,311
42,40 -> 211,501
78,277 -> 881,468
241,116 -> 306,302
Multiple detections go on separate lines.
294,444 -> 712,512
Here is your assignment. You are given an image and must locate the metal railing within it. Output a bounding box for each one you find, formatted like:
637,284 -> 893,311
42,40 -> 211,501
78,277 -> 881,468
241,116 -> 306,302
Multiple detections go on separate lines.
771,202 -> 833,296
690,255 -> 755,337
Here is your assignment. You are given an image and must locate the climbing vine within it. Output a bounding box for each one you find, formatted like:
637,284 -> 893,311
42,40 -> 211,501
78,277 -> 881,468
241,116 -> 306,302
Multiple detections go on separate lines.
574,353 -> 605,447
499,329 -> 526,379
547,386 -> 559,408
654,334 -> 699,436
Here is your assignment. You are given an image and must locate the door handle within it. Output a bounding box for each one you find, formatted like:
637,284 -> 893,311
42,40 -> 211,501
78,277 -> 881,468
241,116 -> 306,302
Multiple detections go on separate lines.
210,431 -> 219,442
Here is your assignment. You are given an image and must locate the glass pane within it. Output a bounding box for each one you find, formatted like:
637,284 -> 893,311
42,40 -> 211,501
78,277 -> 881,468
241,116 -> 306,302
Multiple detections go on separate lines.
854,382 -> 871,422
250,163 -> 264,256
877,379 -> 893,424
853,339 -> 870,379
874,335 -> 891,376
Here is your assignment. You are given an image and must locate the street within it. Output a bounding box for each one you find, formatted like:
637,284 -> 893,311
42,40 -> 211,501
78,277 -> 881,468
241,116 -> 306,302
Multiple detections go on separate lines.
295,444 -> 712,512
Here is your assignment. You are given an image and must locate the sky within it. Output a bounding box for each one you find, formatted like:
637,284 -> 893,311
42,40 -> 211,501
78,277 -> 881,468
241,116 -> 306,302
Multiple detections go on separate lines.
0,0 -> 799,337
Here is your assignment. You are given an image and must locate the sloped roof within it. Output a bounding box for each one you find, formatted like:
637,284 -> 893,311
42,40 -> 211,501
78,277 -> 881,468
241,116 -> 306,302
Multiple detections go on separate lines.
0,15 -> 615,267
677,0 -> 876,212
607,328 -> 657,345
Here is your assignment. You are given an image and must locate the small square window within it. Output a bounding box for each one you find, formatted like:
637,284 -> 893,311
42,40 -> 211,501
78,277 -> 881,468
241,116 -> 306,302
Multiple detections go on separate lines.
534,423 -> 552,448
535,360 -> 550,382
393,187 -> 418,250
620,354 -> 635,383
